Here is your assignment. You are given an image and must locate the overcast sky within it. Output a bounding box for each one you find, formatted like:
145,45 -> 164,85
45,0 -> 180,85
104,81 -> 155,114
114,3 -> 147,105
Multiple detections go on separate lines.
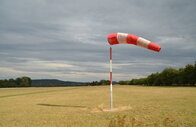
0,0 -> 196,81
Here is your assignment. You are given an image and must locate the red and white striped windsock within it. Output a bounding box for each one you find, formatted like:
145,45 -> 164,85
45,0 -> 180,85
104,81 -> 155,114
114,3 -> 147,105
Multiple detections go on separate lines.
107,33 -> 161,52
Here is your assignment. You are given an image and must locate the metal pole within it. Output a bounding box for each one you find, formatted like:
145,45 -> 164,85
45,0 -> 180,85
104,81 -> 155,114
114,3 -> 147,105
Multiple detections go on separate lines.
110,46 -> 113,109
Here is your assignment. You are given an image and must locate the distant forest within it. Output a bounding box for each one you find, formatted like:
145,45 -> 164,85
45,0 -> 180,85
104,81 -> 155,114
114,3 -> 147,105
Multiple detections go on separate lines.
0,77 -> 31,87
119,62 -> 196,86
0,62 -> 195,87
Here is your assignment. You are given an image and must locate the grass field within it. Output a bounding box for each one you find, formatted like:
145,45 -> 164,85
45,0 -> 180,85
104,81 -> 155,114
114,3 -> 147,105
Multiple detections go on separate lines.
0,85 -> 195,127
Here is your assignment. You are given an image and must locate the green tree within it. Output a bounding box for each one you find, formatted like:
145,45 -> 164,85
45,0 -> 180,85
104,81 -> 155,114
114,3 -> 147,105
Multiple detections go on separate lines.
0,80 -> 5,87
182,64 -> 195,85
128,62 -> 196,86
16,77 -> 31,87
147,72 -> 160,85
99,80 -> 110,85
119,81 -> 129,85
8,79 -> 17,87
159,68 -> 178,86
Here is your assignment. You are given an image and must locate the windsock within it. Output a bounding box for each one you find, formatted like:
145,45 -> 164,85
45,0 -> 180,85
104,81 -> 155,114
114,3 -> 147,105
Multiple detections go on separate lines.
108,33 -> 161,52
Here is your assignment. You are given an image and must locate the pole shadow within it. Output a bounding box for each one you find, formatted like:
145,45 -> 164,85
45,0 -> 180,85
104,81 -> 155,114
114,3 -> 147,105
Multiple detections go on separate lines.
37,103 -> 88,109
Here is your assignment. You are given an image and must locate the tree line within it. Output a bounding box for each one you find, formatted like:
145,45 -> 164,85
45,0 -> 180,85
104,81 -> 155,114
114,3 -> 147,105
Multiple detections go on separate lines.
0,77 -> 31,87
87,80 -> 110,86
119,62 -> 196,86
1,62 -> 195,87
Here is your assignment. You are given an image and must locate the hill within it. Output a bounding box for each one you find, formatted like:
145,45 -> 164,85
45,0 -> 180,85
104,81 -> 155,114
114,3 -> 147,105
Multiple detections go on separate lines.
32,79 -> 87,87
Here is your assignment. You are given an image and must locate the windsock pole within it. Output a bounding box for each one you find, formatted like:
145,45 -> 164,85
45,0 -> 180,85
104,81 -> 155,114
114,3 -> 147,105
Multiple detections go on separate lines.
110,46 -> 113,109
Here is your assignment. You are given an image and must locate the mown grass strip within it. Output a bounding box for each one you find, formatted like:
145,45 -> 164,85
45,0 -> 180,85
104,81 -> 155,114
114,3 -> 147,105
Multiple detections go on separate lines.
0,88 -> 77,98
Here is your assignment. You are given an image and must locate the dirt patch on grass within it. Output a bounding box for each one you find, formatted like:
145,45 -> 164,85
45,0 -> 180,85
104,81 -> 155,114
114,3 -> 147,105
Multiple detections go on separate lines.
91,105 -> 132,113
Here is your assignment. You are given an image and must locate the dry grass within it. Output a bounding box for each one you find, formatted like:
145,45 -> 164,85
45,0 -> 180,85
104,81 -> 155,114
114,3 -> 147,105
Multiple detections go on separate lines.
0,85 -> 195,127
109,115 -> 179,127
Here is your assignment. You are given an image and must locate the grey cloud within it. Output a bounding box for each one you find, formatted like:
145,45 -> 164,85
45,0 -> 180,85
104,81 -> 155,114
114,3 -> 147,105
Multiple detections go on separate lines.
0,0 -> 195,81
